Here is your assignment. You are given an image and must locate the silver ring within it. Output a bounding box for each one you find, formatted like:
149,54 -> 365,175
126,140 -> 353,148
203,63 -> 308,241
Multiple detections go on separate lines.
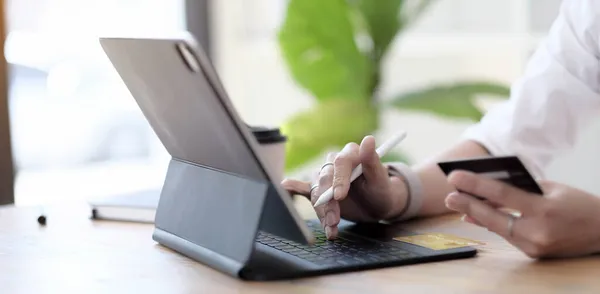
320,162 -> 333,172
507,213 -> 516,237
309,183 -> 319,195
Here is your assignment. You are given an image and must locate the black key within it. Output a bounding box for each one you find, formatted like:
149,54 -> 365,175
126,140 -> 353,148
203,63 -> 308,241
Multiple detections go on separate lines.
304,247 -> 323,253
370,248 -> 388,253
321,243 -> 337,249
269,242 -> 284,247
319,252 -> 338,258
310,247 -> 326,252
306,256 -> 326,262
356,243 -> 379,249
337,236 -> 358,243
286,248 -> 305,254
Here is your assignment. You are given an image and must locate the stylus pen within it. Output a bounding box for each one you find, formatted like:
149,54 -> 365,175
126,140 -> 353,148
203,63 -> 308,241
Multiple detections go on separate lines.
313,131 -> 408,207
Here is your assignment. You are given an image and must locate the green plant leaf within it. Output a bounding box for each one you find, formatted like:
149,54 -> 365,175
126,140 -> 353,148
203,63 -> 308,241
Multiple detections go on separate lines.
278,0 -> 372,102
281,100 -> 379,171
388,82 -> 510,121
351,0 -> 404,63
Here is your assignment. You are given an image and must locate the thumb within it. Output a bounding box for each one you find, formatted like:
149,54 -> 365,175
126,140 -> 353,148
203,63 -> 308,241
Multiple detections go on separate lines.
359,136 -> 390,189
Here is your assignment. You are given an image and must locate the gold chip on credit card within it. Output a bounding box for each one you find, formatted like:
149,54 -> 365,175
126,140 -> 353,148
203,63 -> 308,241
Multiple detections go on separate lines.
394,233 -> 485,250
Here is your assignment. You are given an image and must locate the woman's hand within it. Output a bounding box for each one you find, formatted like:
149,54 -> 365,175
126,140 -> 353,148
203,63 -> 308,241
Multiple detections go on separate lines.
281,136 -> 408,239
445,170 -> 600,258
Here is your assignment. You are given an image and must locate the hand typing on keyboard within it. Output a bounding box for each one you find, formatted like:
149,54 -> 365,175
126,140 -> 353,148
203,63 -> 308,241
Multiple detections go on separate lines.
282,136 -> 409,239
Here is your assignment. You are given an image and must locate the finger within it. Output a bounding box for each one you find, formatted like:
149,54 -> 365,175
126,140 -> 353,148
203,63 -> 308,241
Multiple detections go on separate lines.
447,170 -> 542,214
323,199 -> 341,240
324,152 -> 342,239
445,192 -> 526,240
313,152 -> 337,230
461,214 -> 484,227
332,143 -> 360,201
538,180 -> 558,194
358,135 -> 389,189
325,225 -> 338,241
317,152 -> 337,197
448,193 -> 540,256
280,179 -> 311,199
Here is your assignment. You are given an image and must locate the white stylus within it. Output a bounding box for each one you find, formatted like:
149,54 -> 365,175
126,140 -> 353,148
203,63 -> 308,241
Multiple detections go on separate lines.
313,131 -> 408,207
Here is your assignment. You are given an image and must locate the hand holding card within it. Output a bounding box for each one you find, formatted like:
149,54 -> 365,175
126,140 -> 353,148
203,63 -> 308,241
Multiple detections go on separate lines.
437,156 -> 543,200
440,156 -> 600,259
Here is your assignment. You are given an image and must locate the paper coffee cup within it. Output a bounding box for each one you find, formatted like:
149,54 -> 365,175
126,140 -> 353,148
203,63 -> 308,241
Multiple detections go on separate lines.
251,126 -> 287,183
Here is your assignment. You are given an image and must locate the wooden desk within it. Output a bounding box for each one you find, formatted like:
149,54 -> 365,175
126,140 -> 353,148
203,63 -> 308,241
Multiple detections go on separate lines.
2,203 -> 599,294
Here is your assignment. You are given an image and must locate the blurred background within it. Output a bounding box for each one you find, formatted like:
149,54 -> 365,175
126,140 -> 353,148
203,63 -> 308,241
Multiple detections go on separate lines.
4,0 -> 599,207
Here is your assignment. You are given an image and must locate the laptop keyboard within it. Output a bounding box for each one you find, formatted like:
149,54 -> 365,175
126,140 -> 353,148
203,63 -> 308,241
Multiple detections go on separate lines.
256,222 -> 420,267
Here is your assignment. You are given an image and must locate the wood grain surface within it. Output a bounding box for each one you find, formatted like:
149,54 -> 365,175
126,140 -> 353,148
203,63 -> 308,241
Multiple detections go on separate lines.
1,201 -> 599,294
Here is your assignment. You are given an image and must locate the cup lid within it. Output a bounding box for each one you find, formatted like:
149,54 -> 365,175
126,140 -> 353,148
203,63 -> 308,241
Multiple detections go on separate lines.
250,126 -> 287,144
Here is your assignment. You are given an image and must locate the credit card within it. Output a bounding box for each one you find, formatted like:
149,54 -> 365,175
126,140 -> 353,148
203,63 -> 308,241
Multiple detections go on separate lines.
437,156 -> 543,198
394,233 -> 485,250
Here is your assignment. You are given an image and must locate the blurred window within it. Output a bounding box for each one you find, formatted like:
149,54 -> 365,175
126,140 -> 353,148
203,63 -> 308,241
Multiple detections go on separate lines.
6,0 -> 184,205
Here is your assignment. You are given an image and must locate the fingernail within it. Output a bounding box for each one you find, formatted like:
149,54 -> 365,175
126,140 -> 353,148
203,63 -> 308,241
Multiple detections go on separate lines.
463,215 -> 477,225
445,192 -> 465,210
333,186 -> 340,200
461,215 -> 476,225
325,226 -> 333,239
326,211 -> 336,226
448,170 -> 467,184
461,215 -> 474,224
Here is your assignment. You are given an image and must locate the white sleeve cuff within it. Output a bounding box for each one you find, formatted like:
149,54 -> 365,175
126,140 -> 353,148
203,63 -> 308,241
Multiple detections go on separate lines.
461,124 -> 546,180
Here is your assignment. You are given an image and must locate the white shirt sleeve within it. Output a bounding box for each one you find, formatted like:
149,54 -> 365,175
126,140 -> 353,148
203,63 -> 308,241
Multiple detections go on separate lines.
461,0 -> 600,179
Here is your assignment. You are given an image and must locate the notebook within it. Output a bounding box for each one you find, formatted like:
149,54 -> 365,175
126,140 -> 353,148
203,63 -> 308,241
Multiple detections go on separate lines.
89,190 -> 160,223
